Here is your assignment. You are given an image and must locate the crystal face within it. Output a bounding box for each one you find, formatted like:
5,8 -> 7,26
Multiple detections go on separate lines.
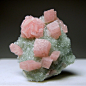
13,16 -> 75,81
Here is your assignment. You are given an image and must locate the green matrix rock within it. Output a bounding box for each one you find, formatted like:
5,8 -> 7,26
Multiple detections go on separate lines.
14,16 -> 75,82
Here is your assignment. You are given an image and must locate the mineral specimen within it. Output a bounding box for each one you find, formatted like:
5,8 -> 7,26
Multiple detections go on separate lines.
9,9 -> 75,81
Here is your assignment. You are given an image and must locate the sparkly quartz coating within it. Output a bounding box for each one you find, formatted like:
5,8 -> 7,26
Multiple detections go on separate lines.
9,9 -> 75,81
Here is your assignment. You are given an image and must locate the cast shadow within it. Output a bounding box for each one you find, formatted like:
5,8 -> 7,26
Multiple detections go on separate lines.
43,70 -> 77,82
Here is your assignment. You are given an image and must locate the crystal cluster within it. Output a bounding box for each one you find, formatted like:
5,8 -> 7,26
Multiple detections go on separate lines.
9,9 -> 75,81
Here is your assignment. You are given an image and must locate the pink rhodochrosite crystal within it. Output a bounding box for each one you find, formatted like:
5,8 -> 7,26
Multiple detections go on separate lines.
44,9 -> 57,23
50,51 -> 60,61
33,39 -> 51,57
41,57 -> 53,69
20,60 -> 41,71
58,19 -> 68,33
47,21 -> 61,39
9,43 -> 23,56
21,16 -> 45,38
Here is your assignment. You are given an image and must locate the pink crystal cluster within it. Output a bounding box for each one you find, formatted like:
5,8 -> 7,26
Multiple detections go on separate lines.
9,9 -> 68,71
